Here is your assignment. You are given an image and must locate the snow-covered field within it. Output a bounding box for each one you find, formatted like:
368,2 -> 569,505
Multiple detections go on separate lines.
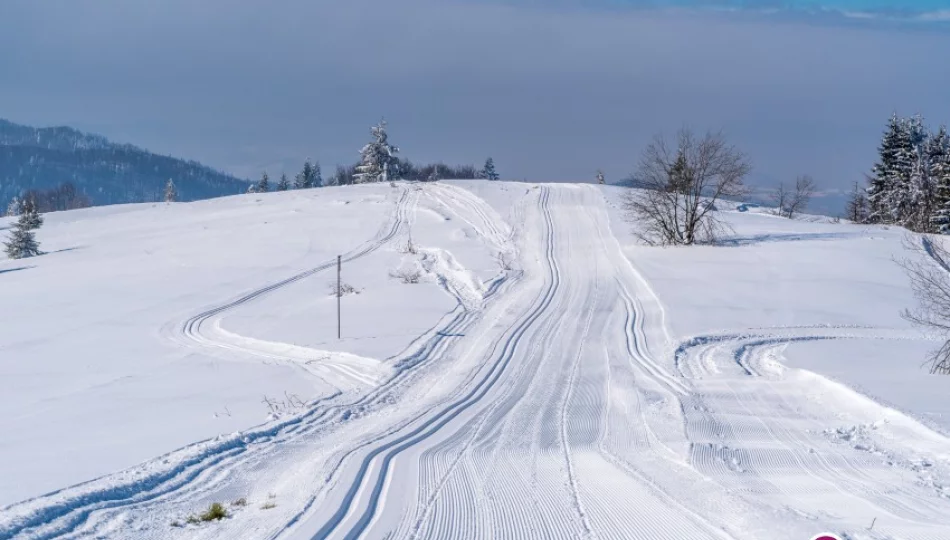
1,181 -> 949,539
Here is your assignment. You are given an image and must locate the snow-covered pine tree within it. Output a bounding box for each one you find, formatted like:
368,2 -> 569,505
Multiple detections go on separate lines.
902,115 -> 935,232
276,173 -> 290,192
19,198 -> 43,230
295,160 -> 319,189
481,158 -> 499,180
867,114 -> 914,224
6,196 -> 22,217
164,179 -> 177,203
3,214 -> 40,259
257,172 -> 270,193
929,126 -> 950,233
354,120 -> 399,184
596,170 -> 605,185
5,205 -> 42,259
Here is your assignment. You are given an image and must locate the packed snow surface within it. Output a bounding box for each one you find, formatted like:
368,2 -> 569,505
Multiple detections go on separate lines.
1,181 -> 949,539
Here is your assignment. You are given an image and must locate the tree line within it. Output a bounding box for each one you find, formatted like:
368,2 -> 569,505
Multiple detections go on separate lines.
8,182 -> 92,214
247,121 -> 501,194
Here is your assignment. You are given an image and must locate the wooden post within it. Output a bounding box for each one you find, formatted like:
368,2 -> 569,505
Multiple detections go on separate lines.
337,255 -> 342,340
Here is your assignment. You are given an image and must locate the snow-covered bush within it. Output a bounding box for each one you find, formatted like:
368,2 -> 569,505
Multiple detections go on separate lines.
390,267 -> 423,284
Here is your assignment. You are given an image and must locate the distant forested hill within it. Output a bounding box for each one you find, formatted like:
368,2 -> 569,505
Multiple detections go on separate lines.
0,119 -> 250,208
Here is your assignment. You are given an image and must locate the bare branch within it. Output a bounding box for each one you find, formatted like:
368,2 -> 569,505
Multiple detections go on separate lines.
898,234 -> 950,374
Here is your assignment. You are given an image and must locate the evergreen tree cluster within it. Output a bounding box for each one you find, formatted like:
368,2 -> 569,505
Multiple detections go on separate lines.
864,114 -> 950,233
254,121 -> 487,192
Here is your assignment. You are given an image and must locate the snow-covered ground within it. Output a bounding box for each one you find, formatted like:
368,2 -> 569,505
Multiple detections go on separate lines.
1,181 -> 948,539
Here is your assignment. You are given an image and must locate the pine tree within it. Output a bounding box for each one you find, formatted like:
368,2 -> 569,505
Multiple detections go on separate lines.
19,198 -> 43,230
902,115 -> 934,231
5,208 -> 41,259
312,161 -> 323,188
295,160 -> 320,189
929,126 -> 950,233
164,179 -> 177,203
6,197 -> 21,217
481,158 -> 499,180
845,181 -> 868,223
867,114 -> 915,224
257,172 -> 270,193
276,173 -> 290,192
668,149 -> 690,194
596,170 -> 605,185
354,120 -> 399,184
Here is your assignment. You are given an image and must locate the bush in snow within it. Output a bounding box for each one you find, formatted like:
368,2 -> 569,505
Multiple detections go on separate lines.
329,281 -> 360,296
186,502 -> 228,523
390,267 -> 423,284
625,128 -> 750,245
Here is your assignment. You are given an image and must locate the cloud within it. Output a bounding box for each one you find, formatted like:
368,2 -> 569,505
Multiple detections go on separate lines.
1,0 -> 949,193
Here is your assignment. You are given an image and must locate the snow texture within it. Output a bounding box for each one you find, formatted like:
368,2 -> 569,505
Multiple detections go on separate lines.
1,181 -> 949,540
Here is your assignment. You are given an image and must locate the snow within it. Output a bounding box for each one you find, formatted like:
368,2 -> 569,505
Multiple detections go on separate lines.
2,181 -> 949,539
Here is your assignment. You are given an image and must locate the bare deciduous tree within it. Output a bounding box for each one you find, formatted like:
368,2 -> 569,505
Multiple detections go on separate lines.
772,175 -> 816,219
899,235 -> 950,375
625,129 -> 751,245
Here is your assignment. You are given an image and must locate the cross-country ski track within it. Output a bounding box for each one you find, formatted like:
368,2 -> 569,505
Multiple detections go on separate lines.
2,182 -> 950,539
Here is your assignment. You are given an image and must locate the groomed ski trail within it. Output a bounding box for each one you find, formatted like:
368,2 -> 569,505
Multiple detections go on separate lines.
4,183 -> 950,540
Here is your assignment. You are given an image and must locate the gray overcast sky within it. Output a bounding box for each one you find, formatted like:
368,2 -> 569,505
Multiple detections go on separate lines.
1,0 -> 949,196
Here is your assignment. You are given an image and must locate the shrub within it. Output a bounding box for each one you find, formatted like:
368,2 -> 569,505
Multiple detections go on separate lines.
186,502 -> 229,524
390,267 -> 422,284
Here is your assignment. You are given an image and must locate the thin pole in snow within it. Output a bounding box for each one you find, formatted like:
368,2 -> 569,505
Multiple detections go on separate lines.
337,255 -> 342,340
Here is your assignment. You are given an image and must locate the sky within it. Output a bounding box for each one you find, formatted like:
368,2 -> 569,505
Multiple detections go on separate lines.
1,0 -> 949,209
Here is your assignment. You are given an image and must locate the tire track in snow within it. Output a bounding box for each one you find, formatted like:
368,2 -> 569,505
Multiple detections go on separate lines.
303,187 -> 562,539
0,188 -> 417,540
400,185 -> 731,540
675,328 -> 950,537
0,185 -> 523,540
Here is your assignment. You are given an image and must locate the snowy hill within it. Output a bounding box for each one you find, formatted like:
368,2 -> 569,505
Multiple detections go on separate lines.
1,181 -> 948,539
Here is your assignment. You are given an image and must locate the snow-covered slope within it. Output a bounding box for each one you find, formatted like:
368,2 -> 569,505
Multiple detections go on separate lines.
1,181 -> 948,539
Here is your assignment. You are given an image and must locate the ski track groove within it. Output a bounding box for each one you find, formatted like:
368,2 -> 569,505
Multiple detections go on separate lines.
305,187 -> 562,539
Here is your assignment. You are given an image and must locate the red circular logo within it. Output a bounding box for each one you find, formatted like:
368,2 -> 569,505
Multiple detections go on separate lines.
810,535 -> 841,540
